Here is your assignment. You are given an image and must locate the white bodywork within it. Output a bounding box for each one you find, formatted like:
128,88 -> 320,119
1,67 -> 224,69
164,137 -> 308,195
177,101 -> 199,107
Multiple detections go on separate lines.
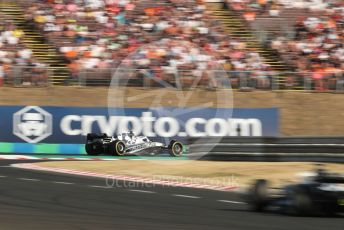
114,132 -> 164,154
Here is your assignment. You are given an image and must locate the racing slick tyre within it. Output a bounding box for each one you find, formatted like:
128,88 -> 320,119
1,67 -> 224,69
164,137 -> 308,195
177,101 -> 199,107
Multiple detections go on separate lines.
249,179 -> 269,212
168,140 -> 183,157
108,140 -> 126,156
290,188 -> 313,216
85,143 -> 102,156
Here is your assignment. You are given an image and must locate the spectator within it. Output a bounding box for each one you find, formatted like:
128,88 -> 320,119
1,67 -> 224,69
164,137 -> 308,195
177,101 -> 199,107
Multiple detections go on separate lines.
23,0 -> 271,88
0,61 -> 4,86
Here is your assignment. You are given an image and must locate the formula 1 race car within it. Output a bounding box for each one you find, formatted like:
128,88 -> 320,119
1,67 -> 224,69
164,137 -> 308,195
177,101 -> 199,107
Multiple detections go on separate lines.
85,132 -> 184,157
247,169 -> 344,216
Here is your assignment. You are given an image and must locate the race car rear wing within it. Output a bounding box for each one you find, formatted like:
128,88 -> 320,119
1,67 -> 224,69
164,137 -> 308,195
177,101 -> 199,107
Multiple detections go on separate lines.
86,133 -> 108,141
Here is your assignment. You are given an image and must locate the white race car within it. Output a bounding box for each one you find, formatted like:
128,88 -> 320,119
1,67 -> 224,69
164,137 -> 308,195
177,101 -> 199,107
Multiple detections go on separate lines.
85,132 -> 184,157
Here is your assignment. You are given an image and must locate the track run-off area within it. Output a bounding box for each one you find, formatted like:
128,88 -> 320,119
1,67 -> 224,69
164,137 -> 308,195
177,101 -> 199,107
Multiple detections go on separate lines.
0,157 -> 342,230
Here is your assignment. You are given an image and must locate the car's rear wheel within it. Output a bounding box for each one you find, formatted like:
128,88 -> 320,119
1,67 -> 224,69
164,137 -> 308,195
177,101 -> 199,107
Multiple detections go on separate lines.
85,143 -> 102,156
249,179 -> 269,212
168,140 -> 183,157
109,140 -> 126,156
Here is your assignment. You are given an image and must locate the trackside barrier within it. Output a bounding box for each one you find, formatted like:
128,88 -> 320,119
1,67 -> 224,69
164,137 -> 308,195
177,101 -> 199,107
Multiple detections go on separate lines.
0,142 -> 85,154
187,137 -> 344,162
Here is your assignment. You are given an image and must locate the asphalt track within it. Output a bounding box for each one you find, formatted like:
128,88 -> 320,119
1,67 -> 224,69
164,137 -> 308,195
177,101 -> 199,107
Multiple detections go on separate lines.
0,160 -> 343,230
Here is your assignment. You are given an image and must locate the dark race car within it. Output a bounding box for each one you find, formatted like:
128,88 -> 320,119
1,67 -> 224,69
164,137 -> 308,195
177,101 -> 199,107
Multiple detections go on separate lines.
85,132 -> 184,157
247,169 -> 344,216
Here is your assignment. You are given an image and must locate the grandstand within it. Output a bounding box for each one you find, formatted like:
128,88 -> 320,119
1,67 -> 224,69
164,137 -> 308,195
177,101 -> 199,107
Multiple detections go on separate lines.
0,1 -> 69,84
0,0 -> 342,91
219,0 -> 343,90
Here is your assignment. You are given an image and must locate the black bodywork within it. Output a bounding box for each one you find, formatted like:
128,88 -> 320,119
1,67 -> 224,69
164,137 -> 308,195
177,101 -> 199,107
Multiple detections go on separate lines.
248,170 -> 344,216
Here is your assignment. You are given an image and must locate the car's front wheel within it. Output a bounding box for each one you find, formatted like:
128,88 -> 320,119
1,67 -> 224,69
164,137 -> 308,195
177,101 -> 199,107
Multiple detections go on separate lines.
168,140 -> 183,157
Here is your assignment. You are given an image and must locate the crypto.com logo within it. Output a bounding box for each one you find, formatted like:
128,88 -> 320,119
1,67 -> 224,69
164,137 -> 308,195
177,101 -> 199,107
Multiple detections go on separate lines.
13,106 -> 52,143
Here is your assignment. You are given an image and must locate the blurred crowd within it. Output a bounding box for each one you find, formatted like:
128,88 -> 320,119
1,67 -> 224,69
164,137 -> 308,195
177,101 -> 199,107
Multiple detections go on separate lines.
0,14 -> 47,87
23,0 -> 271,88
226,0 -> 344,90
226,0 -> 342,20
271,15 -> 343,90
0,0 -> 342,90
